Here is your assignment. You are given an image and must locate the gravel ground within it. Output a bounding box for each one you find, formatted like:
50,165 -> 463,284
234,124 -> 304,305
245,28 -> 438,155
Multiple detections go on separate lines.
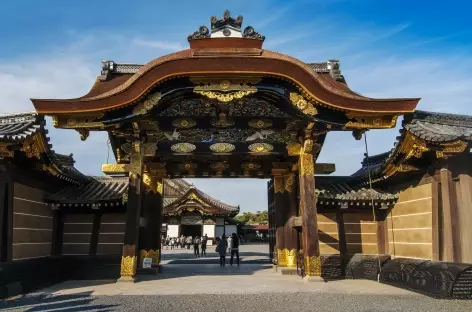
2,292 -> 472,312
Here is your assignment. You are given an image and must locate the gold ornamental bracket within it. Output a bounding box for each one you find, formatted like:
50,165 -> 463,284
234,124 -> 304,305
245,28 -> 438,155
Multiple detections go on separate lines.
345,112 -> 399,130
191,77 -> 260,102
51,113 -> 104,129
289,92 -> 318,116
0,143 -> 14,159
102,163 -> 131,175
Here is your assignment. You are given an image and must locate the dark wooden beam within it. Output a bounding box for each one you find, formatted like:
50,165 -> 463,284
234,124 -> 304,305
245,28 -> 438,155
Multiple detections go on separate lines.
51,209 -> 64,257
89,212 -> 102,256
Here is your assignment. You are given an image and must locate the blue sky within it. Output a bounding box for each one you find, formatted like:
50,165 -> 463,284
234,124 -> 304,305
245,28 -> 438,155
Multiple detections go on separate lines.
1,0 -> 471,213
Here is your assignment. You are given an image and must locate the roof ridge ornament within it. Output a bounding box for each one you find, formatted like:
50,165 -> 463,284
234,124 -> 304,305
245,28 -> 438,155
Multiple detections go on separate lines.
187,9 -> 265,41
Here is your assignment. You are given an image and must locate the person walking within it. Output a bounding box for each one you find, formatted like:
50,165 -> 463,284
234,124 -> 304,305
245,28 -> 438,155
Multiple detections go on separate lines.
186,236 -> 192,249
201,234 -> 208,257
180,235 -> 185,249
218,235 -> 228,267
230,233 -> 240,266
227,234 -> 232,254
193,236 -> 201,258
170,237 -> 175,250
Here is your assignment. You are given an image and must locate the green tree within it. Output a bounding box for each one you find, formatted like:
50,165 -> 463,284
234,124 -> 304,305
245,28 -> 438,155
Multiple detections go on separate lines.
234,211 -> 268,224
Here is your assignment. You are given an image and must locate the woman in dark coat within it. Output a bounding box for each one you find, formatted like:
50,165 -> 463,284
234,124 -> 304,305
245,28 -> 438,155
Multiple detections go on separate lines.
218,235 -> 228,266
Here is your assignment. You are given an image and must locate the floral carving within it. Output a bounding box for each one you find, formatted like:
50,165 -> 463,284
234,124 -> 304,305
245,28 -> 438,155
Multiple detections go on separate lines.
209,143 -> 235,153
248,143 -> 273,153
171,143 -> 196,153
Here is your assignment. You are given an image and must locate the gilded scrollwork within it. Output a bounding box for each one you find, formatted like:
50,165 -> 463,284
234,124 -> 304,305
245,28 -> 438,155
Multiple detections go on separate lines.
248,119 -> 273,129
277,248 -> 288,267
102,163 -> 130,174
120,256 -> 137,277
289,92 -> 318,115
345,113 -> 398,129
172,118 -> 196,129
286,143 -> 301,156
299,154 -> 314,176
209,143 -> 235,153
132,92 -> 162,115
286,249 -> 297,268
284,173 -> 295,193
171,143 -> 196,153
20,141 -> 40,159
305,255 -> 322,276
196,90 -> 256,102
248,143 -> 273,153
0,143 -> 13,159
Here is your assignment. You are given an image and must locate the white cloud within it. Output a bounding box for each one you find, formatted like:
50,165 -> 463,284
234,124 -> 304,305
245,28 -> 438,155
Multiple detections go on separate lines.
131,38 -> 187,52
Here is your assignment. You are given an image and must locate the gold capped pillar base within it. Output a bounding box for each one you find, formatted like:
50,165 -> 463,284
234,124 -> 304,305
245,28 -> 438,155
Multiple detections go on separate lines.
117,276 -> 137,283
304,255 -> 322,277
286,249 -> 297,268
277,248 -> 288,267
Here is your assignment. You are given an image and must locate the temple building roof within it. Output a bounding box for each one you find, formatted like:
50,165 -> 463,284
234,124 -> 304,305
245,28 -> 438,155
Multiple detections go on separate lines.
348,110 -> 472,186
47,176 -> 240,216
0,112 -> 88,184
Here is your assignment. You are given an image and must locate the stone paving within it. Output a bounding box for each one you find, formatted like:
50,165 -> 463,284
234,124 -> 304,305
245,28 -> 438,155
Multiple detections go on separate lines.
2,244 -> 472,311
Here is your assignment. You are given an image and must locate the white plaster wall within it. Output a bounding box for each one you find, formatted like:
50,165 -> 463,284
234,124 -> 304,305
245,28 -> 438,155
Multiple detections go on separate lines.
167,224 -> 180,237
203,224 -> 215,238
225,225 -> 238,236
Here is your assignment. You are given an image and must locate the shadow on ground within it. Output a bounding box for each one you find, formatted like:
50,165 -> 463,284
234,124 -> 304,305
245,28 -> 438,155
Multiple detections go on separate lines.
1,291 -> 119,311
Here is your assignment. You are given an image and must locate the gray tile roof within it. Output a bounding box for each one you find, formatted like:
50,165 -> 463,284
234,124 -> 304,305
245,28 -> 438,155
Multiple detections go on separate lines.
0,112 -> 43,142
405,110 -> 472,143
316,177 -> 398,201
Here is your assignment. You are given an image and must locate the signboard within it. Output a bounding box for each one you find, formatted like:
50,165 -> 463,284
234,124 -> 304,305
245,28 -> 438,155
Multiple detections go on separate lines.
143,257 -> 152,269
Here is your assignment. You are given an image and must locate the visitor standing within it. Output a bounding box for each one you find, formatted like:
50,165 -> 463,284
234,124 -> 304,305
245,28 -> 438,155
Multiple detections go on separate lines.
180,235 -> 185,249
193,236 -> 201,258
227,234 -> 232,254
201,234 -> 208,257
218,235 -> 228,266
230,233 -> 240,266
170,237 -> 175,250
186,236 -> 192,249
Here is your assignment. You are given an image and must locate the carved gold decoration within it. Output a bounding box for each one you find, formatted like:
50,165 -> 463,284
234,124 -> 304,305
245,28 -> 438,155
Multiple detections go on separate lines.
172,118 -> 196,129
398,132 -> 429,160
76,128 -> 89,141
284,173 -> 295,193
102,163 -> 130,174
120,256 -> 137,277
189,192 -> 207,205
142,172 -> 154,191
211,118 -> 235,128
132,92 -> 162,115
193,78 -> 259,102
248,119 -> 273,129
196,90 -> 256,102
273,175 -> 285,194
287,249 -> 297,268
183,163 -> 196,177
248,143 -> 273,153
0,143 -> 13,159
116,148 -> 122,162
20,141 -> 40,159
397,164 -> 420,172
242,162 -> 261,177
277,248 -> 288,267
303,139 -> 313,154
156,181 -> 163,195
51,113 -> 104,129
289,92 -> 318,115
139,249 -> 160,266
210,162 -> 229,176
305,255 -> 322,276
286,143 -> 301,156
171,143 -> 196,153
52,116 -> 59,127
209,143 -> 235,153
345,113 -> 398,129
436,151 -> 448,159
299,154 -> 314,176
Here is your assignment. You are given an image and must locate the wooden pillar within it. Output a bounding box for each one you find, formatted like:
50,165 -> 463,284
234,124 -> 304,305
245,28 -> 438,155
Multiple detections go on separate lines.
272,168 -> 288,266
138,169 -> 164,268
89,212 -> 102,256
439,168 -> 458,262
155,177 -> 164,265
267,179 -> 275,261
299,140 -> 321,277
375,211 -> 388,255
284,172 -> 298,268
431,179 -> 440,261
0,175 -> 9,262
119,140 -> 144,282
457,174 -> 472,263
